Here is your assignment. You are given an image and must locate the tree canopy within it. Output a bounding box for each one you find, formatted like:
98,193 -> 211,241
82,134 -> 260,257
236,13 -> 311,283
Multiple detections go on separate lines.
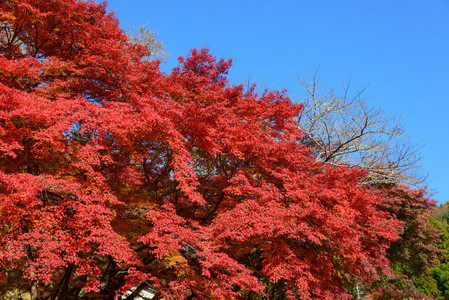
0,0 -> 441,299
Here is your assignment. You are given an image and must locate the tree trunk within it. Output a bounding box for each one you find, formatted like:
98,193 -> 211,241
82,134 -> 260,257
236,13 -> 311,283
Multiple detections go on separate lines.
51,263 -> 75,300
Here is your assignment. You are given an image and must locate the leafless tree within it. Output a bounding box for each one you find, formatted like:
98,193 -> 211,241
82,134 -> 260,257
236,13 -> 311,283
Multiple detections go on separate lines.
295,69 -> 426,186
126,24 -> 168,62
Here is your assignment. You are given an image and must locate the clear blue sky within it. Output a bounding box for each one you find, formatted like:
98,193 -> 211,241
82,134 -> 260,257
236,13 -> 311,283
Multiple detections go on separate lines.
99,0 -> 449,204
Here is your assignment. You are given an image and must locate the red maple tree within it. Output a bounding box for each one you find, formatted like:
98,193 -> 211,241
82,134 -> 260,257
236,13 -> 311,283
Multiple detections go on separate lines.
0,1 -> 436,299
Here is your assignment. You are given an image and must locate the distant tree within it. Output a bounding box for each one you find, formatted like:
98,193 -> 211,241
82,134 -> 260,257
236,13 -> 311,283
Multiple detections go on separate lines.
126,24 -> 168,62
433,202 -> 449,222
423,212 -> 449,299
295,69 -> 426,187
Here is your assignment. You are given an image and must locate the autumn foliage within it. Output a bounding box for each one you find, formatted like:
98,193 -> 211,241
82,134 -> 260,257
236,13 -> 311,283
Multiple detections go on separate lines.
0,0 -> 440,299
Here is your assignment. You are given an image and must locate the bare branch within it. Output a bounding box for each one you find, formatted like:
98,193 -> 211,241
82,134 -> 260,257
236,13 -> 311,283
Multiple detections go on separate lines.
294,71 -> 427,186
126,24 -> 169,62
